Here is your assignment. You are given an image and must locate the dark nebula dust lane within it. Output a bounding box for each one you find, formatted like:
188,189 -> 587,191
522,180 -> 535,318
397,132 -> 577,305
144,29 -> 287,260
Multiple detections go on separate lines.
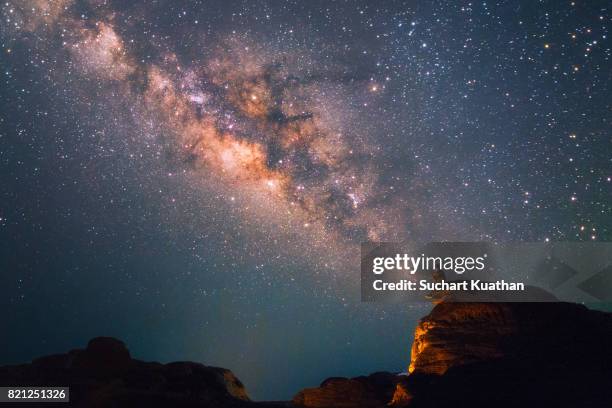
0,0 -> 610,400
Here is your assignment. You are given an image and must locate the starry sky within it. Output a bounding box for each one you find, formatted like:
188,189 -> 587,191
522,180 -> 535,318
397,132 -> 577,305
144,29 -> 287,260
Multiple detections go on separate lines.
0,0 -> 610,400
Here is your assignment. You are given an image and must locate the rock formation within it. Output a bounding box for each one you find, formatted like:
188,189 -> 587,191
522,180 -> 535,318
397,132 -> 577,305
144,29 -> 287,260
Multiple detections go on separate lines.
293,300 -> 612,407
3,299 -> 612,407
0,336 -> 276,407
292,372 -> 400,408
394,300 -> 612,407
408,301 -> 612,376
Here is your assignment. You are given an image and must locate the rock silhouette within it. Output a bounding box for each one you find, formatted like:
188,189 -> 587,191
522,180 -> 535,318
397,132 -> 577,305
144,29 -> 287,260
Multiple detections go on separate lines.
2,300 -> 612,407
0,336 -> 277,407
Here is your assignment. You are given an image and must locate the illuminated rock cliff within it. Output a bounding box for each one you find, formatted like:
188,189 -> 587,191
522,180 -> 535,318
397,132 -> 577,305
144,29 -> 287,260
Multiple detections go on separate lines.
395,300 -> 612,407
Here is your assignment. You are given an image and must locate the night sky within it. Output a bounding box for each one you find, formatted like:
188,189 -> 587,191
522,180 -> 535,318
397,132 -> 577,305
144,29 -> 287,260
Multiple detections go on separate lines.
1,0 -> 610,400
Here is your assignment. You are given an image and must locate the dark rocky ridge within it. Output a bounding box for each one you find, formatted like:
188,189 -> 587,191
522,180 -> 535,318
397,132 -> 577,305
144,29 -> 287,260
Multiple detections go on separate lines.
0,337 -> 284,408
2,300 -> 612,407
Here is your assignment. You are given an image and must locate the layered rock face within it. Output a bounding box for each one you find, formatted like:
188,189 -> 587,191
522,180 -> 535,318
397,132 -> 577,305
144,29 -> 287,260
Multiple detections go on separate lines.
409,301 -> 612,376
0,337 -> 263,407
399,301 -> 612,407
409,302 -> 520,375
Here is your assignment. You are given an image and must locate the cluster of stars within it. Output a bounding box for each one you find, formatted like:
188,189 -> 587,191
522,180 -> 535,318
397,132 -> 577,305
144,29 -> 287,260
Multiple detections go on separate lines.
0,0 -> 609,398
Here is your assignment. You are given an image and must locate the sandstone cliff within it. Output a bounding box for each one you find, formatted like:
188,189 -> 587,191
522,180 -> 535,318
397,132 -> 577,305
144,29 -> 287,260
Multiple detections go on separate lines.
396,301 -> 612,407
408,301 -> 612,376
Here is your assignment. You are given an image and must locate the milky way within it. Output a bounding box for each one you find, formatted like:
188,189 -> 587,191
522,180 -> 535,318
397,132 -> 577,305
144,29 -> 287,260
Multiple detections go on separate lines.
1,0 -> 610,400
2,0 -> 452,265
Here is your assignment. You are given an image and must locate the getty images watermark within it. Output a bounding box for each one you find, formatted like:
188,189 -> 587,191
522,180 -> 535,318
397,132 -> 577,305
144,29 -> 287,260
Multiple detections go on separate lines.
361,242 -> 612,303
